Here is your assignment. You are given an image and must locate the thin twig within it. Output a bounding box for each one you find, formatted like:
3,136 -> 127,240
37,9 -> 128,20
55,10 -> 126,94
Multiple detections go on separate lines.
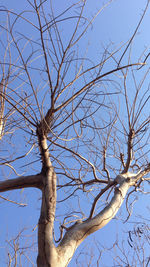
0,195 -> 27,206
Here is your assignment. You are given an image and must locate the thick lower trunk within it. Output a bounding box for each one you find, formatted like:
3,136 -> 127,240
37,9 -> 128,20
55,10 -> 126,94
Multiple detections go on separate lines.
37,167 -> 57,267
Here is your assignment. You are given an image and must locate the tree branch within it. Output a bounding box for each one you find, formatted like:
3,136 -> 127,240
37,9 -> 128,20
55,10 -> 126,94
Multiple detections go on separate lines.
0,173 -> 43,192
54,63 -> 145,113
56,174 -> 130,266
56,168 -> 150,266
123,129 -> 135,173
89,181 -> 116,218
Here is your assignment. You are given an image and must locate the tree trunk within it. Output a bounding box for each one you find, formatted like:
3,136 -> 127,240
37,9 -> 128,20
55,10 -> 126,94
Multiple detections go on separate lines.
37,166 -> 57,266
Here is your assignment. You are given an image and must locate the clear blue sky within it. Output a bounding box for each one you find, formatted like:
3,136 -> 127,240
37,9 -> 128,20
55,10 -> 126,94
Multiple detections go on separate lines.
0,0 -> 150,266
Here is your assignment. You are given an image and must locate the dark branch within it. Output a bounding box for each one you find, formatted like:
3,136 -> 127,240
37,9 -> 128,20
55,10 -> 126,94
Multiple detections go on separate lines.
0,174 -> 43,192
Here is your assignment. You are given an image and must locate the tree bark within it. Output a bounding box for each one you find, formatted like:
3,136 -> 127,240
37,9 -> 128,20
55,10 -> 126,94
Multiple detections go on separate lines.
36,173 -> 133,266
0,174 -> 43,192
36,170 -> 150,267
37,168 -> 57,267
36,129 -> 57,266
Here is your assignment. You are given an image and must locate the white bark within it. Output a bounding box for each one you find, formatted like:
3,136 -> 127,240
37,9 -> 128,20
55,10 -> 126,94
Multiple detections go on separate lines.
55,175 -> 131,267
46,170 -> 149,267
36,173 -> 134,267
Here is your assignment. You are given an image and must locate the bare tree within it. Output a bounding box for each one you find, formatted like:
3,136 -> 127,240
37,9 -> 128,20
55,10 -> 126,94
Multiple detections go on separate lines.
0,0 -> 150,266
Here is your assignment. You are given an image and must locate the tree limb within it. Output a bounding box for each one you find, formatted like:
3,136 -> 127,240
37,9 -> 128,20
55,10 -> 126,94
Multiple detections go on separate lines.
0,173 -> 43,192
56,168 -> 150,266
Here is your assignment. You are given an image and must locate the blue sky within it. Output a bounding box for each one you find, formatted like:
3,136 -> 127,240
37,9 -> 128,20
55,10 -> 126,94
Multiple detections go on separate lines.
0,0 -> 150,266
